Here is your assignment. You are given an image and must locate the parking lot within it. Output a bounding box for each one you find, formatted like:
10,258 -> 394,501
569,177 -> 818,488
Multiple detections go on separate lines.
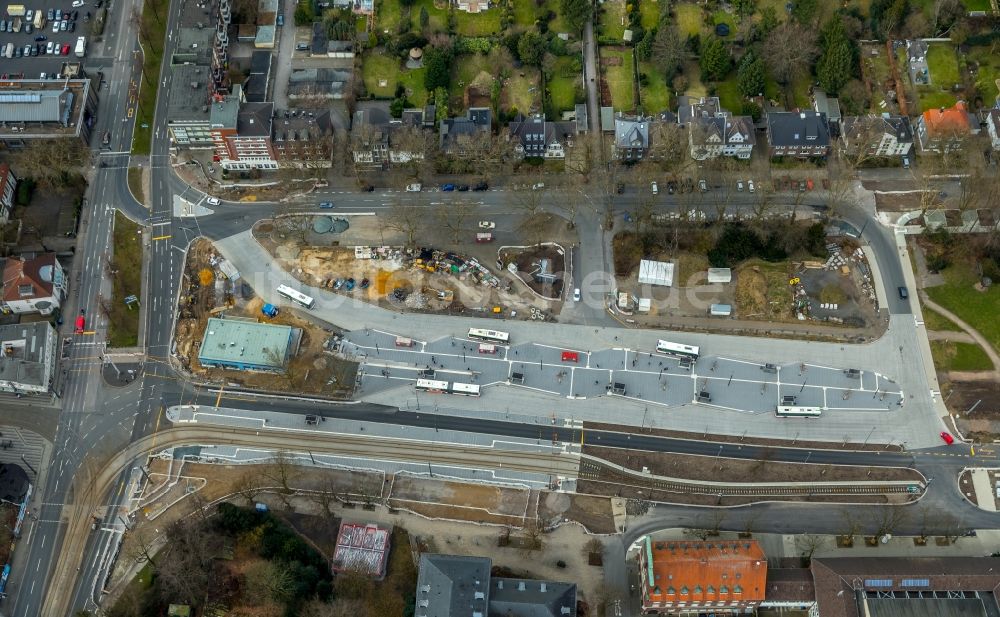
0,0 -> 96,79
342,329 -> 904,416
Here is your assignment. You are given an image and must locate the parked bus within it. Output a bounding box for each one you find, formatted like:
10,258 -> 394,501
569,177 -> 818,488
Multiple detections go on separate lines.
654,340 -> 700,360
276,284 -> 314,309
448,382 -> 481,397
775,406 -> 822,418
415,379 -> 449,393
467,328 -> 510,344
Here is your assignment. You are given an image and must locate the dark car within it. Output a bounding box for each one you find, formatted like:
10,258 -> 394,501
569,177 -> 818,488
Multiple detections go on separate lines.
344,278 -> 355,290
615,182 -> 625,194
47,9 -> 54,20
318,202 -> 333,209
898,286 -> 909,300
68,21 -> 75,31
473,181 -> 488,191
35,35 -> 47,41
441,183 -> 455,191
30,45 -> 38,56
360,278 -> 370,289
361,183 -> 374,192
457,184 -> 469,191
14,47 -> 21,58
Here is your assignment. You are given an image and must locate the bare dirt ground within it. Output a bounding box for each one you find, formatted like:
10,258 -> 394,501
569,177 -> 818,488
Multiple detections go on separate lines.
173,238 -> 357,395
253,217 -> 557,319
500,244 -> 566,299
582,445 -> 923,484
583,421 -> 903,452
950,380 -> 1000,441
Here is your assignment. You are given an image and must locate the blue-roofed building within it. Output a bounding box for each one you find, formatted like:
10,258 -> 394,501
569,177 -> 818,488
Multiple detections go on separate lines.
197,317 -> 300,372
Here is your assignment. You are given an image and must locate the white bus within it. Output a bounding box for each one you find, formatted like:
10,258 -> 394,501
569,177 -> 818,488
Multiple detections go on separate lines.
276,284 -> 315,309
449,382 -> 481,397
467,328 -> 510,344
655,340 -> 700,360
415,379 -> 449,393
775,406 -> 822,418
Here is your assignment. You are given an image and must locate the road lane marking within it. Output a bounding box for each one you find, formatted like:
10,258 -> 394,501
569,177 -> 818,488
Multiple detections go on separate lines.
151,235 -> 172,241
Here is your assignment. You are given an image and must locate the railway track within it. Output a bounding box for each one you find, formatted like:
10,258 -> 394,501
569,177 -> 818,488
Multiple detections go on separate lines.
578,459 -> 921,497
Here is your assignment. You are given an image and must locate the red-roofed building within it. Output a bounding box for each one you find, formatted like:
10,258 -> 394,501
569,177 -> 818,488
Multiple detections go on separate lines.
637,537 -> 767,614
1,253 -> 66,316
915,100 -> 979,154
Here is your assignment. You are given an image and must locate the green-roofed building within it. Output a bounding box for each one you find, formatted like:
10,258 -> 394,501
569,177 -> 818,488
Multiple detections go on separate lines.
197,317 -> 300,372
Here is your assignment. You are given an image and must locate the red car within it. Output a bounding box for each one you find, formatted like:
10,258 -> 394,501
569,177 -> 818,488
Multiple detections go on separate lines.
61,43 -> 70,55
940,431 -> 955,445
74,310 -> 86,334
561,351 -> 579,363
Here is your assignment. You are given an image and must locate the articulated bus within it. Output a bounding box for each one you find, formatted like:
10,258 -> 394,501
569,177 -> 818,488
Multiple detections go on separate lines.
775,406 -> 823,418
276,284 -> 315,309
654,340 -> 700,360
467,328 -> 510,344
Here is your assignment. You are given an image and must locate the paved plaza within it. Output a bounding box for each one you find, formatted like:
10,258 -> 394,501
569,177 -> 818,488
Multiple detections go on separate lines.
343,328 -> 904,416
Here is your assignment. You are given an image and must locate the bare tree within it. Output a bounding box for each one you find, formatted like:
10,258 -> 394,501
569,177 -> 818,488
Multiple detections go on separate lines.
650,25 -> 686,80
14,139 -> 92,188
436,200 -> 475,244
232,469 -> 265,505
242,560 -> 294,605
795,534 -> 826,563
510,185 -> 547,246
583,537 -> 604,558
155,518 -> 224,606
385,199 -> 426,245
762,22 -> 818,86
870,504 -> 908,539
126,528 -> 159,568
648,122 -> 687,171
519,519 -> 545,555
839,508 -> 861,545
262,451 -> 301,505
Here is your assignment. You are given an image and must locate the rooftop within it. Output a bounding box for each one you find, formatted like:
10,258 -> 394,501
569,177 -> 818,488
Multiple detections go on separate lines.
920,100 -> 975,137
490,578 -> 577,617
236,102 -> 274,137
614,116 -> 649,149
0,80 -> 91,139
332,522 -> 391,577
766,110 -> 831,147
416,554 -> 491,617
209,84 -> 242,129
1,253 -> 60,305
197,317 -> 295,370
642,538 -> 767,605
166,64 -> 214,124
172,27 -> 215,65
0,321 -> 54,390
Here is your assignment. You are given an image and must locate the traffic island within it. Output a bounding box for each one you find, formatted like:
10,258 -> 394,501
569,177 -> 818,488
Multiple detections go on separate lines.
106,211 -> 142,347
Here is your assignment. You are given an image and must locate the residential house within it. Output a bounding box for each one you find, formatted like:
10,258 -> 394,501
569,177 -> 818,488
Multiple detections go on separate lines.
439,107 -> 492,155
452,0 -> 489,13
983,108 -> 1000,151
840,114 -> 914,158
415,554 -> 576,617
0,254 -> 66,316
677,96 -> 722,128
813,89 -> 842,135
765,111 -> 831,158
637,537 -> 767,614
271,109 -> 334,168
613,115 -> 650,161
689,114 -> 755,160
508,115 -> 566,159
351,108 -> 392,169
0,164 -> 16,225
0,321 -> 58,395
914,100 -> 978,153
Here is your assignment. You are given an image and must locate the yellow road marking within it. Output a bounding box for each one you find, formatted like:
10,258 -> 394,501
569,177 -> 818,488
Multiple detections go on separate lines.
151,234 -> 172,241
215,385 -> 224,408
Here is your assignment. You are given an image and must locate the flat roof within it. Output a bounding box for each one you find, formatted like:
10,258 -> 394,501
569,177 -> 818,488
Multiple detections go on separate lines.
198,317 -> 294,369
332,522 -> 391,577
0,321 -> 54,389
166,64 -> 213,123
866,598 -> 987,617
0,79 -> 91,138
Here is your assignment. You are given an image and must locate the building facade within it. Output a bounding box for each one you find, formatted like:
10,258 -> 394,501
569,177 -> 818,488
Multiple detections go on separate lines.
0,164 -> 17,225
638,537 -> 768,614
509,115 -> 566,159
841,114 -> 914,158
766,111 -> 831,158
988,108 -> 1000,151
614,116 -> 650,161
688,115 -> 755,160
915,101 -> 978,154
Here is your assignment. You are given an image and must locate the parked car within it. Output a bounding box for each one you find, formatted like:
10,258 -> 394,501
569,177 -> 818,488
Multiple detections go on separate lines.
473,181 -> 488,191
359,278 -> 370,289
737,181 -> 744,192
206,197 -> 221,205
72,0 -> 85,7
478,221 -> 495,229
532,182 -> 545,190
68,21 -> 75,31
902,157 -> 910,169
344,278 -> 355,290
360,183 -> 374,192
441,183 -> 455,191
615,182 -> 624,194
573,288 -> 581,302
405,183 -> 421,192
14,47 -> 21,58
35,35 -> 46,41
333,278 -> 344,289
798,180 -> 806,192
55,9 -> 62,19
46,9 -> 54,20
71,10 -> 79,20
748,180 -> 755,193
62,43 -> 71,54
276,13 -> 283,25
318,201 -> 333,208
23,45 -> 31,56
651,181 -> 658,195
46,41 -> 54,54
457,184 -> 469,191
60,20 -> 68,31
699,179 -> 708,192
940,431 -> 954,445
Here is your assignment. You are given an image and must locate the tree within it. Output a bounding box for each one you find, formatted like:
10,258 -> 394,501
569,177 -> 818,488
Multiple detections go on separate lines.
419,5 -> 429,28
736,49 -> 765,97
385,198 -> 425,245
651,25 -> 685,81
732,0 -> 755,20
517,31 -> 546,66
583,537 -> 604,558
759,6 -> 779,35
436,200 -> 474,244
648,122 -> 687,170
243,560 -> 295,605
795,534 -> 826,564
870,504 -> 907,539
791,0 -> 817,25
232,469 -> 265,505
816,18 -> 853,94
930,0 -> 963,36
699,36 -> 730,82
762,22 -> 817,84
156,518 -> 225,606
262,451 -> 302,507
559,0 -> 591,33
635,28 -> 655,61
424,45 -> 454,91
15,139 -> 92,188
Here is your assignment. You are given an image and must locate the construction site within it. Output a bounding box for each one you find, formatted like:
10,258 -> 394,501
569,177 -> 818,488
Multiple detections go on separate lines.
253,216 -> 559,320
173,239 -> 358,394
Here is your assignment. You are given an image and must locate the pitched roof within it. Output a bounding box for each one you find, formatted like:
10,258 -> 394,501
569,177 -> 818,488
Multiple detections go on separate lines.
842,115 -> 913,145
1,254 -> 58,304
920,101 -> 974,138
643,538 -> 767,605
439,107 -> 491,149
614,117 -> 649,149
691,115 -> 756,148
677,96 -> 722,125
489,578 -> 576,617
766,111 -> 831,147
764,568 -> 815,603
416,554 -> 491,617
237,102 -> 274,137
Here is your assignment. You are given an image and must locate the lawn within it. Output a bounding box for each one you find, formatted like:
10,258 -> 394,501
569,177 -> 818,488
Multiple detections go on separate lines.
681,59 -> 708,96
968,45 -> 1000,106
922,307 -> 962,332
511,0 -> 567,32
133,0 -> 169,155
398,67 -> 428,106
362,53 -> 401,99
962,0 -> 992,10
505,68 -> 542,115
926,266 -> 1000,356
454,7 -> 502,35
915,89 -> 958,112
926,43 -> 960,87
450,53 -> 492,108
599,0 -> 627,40
639,0 -> 660,29
930,341 -> 994,372
603,48 -> 635,111
715,76 -> 743,115
711,9 -> 736,38
548,56 -> 581,115
675,3 -> 704,37
109,211 -> 142,348
127,167 -> 144,205
638,61 -> 670,113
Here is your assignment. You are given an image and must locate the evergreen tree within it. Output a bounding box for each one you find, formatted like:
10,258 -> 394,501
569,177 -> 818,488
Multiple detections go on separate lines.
699,36 -> 731,82
737,49 -> 766,97
559,0 -> 592,34
424,45 -> 454,91
419,5 -> 429,28
517,31 -> 546,66
816,18 -> 853,94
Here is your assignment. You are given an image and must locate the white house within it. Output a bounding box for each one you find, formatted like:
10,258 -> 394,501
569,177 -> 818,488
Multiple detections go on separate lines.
688,114 -> 755,160
1,254 -> 67,316
841,114 -> 914,157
